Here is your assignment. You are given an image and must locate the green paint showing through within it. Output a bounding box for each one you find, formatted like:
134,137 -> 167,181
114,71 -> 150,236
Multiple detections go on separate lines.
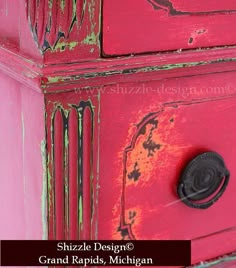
129,57 -> 236,74
78,111 -> 83,136
64,128 -> 69,148
72,0 -> 77,25
48,0 -> 53,9
45,57 -> 236,87
53,41 -> 78,52
79,195 -> 83,226
48,77 -> 62,84
46,101 -> 95,239
60,0 -> 65,12
82,0 -> 98,46
64,115 -> 69,238
194,255 -> 236,267
41,139 -> 48,240
69,42 -> 78,50
47,154 -> 53,216
82,32 -> 97,45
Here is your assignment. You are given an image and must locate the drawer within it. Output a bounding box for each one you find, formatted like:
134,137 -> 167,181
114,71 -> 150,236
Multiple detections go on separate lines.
103,0 -> 236,56
98,73 -> 236,266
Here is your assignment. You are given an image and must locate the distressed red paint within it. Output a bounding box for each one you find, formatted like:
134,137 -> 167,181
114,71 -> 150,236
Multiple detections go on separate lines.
103,0 -> 236,55
0,1 -> 236,267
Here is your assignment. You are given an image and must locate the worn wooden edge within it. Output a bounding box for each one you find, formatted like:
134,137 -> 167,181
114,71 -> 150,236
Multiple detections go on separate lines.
0,38 -> 43,92
192,252 -> 236,267
1,39 -> 236,93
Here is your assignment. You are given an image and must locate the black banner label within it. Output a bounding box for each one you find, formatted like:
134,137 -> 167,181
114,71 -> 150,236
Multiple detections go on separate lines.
1,240 -> 191,266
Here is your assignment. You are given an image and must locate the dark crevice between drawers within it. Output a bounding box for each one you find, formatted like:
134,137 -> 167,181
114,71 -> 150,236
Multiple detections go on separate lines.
101,43 -> 236,60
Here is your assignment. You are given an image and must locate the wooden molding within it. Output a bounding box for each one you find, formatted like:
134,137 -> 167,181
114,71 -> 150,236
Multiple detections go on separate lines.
1,37 -> 236,93
46,100 -> 95,239
23,0 -> 101,63
26,0 -> 86,53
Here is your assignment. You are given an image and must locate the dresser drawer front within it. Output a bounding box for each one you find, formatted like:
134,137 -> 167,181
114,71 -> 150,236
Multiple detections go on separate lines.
103,0 -> 236,55
98,72 -> 236,265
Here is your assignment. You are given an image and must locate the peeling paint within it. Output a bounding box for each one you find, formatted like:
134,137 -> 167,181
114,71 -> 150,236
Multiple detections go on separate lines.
64,112 -> 69,238
60,0 -> 65,12
27,0 -> 85,52
78,111 -> 82,136
82,32 -> 97,45
193,254 -> 236,267
64,127 -> 69,148
45,57 -> 236,86
48,0 -> 53,9
53,41 -> 78,52
47,100 -> 95,239
79,195 -> 83,225
47,154 -> 53,214
48,77 -> 62,84
82,0 -> 99,46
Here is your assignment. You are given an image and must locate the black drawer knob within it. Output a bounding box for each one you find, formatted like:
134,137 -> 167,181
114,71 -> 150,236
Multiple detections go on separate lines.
177,152 -> 230,209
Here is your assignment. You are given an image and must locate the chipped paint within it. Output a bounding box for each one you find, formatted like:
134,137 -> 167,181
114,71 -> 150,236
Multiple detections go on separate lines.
148,0 -> 236,16
47,154 -> 53,215
79,195 -> 83,225
45,57 -> 236,87
41,139 -> 48,240
60,0 -> 65,12
53,41 -> 78,52
64,127 -> 69,148
46,100 -> 95,240
78,111 -> 83,136
63,111 -> 69,238
48,77 -> 62,84
193,254 -> 236,267
82,0 -> 99,46
117,106 -> 194,240
26,0 -> 85,52
82,32 -> 97,45
48,0 -> 53,9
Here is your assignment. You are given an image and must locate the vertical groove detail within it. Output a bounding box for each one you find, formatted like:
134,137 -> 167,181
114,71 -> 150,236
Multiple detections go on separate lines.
26,0 -> 86,52
82,107 -> 93,240
68,109 -> 79,240
48,101 -> 94,241
53,109 -> 65,240
63,111 -> 70,240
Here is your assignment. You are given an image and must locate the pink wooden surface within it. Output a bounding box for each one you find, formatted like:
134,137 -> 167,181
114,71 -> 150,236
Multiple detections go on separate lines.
0,72 -> 46,240
0,0 -> 19,43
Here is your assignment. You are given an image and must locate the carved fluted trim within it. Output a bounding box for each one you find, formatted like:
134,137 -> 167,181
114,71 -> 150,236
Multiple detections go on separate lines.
26,0 -> 86,53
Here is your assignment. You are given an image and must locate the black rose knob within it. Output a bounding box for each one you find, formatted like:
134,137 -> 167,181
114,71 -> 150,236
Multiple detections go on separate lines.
177,152 -> 230,209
